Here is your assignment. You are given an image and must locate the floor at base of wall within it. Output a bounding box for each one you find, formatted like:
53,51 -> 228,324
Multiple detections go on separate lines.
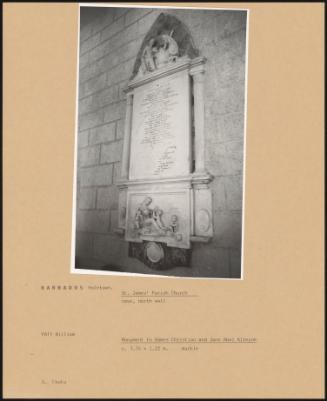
75,257 -> 241,279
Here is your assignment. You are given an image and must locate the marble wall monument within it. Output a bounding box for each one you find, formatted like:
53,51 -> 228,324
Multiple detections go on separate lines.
116,14 -> 213,269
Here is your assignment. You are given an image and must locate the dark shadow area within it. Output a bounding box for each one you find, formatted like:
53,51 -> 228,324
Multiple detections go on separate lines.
80,7 -> 106,27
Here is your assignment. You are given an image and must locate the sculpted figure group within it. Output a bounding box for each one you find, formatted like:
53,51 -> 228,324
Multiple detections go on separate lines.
133,197 -> 182,241
140,32 -> 180,75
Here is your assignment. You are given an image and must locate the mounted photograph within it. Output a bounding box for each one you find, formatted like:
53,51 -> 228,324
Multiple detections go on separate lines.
72,5 -> 248,278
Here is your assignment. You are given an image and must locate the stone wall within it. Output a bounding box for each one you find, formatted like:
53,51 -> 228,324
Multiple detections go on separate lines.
75,7 -> 247,278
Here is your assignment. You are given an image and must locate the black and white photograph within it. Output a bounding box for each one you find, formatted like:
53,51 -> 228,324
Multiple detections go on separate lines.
4,3 -> 324,398
73,4 -> 248,278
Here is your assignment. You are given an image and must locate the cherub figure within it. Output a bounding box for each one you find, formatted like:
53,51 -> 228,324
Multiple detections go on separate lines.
169,214 -> 178,233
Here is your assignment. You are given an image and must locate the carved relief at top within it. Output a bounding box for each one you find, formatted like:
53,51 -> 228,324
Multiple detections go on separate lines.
130,13 -> 199,81
138,32 -> 182,77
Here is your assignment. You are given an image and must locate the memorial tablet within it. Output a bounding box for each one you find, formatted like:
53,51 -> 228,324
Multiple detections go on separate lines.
129,70 -> 192,180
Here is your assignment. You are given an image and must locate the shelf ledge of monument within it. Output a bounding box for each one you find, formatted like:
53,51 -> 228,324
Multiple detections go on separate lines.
114,228 -> 212,244
126,56 -> 207,91
116,172 -> 213,189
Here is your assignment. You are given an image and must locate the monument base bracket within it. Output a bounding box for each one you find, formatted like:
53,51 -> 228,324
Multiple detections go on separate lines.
129,241 -> 191,270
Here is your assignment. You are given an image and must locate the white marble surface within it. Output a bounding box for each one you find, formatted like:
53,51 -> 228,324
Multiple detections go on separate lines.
125,189 -> 191,249
129,69 -> 192,180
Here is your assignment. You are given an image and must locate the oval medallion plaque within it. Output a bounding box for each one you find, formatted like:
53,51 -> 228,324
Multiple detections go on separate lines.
145,242 -> 164,263
196,209 -> 211,233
